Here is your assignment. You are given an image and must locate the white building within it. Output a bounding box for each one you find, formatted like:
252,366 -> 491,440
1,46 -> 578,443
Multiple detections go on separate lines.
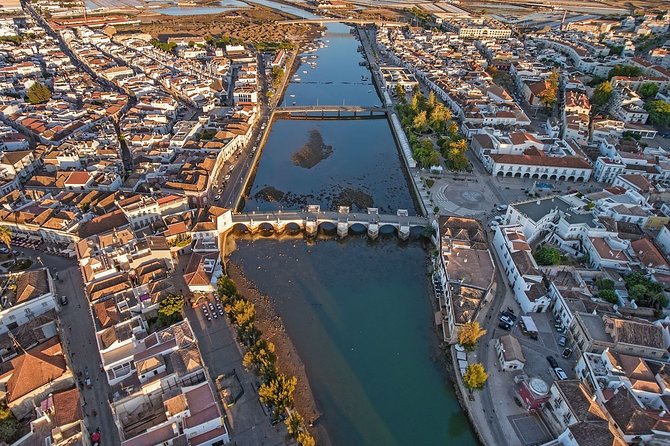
495,335 -> 525,371
493,225 -> 550,313
0,269 -> 56,335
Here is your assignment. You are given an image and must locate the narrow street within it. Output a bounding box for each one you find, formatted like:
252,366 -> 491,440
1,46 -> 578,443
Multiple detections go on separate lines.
56,266 -> 121,446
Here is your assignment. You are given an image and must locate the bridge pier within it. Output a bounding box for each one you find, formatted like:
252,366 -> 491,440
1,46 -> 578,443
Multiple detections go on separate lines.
367,223 -> 379,239
305,220 -> 317,237
399,225 -> 410,241
337,221 -> 348,238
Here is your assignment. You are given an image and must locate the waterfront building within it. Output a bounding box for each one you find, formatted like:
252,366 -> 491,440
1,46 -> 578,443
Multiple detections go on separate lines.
435,216 -> 495,343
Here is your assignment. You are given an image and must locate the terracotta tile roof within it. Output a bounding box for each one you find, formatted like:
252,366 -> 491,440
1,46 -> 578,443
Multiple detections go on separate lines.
631,238 -> 669,270
490,153 -> 591,169
52,387 -> 82,427
7,337 -> 67,402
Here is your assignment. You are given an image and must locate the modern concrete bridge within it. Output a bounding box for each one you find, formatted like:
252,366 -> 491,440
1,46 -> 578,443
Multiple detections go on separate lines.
227,205 -> 429,240
275,105 -> 387,118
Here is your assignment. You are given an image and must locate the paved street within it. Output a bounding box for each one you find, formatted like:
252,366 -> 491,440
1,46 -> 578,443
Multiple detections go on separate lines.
14,247 -> 120,445
56,265 -> 120,446
185,302 -> 286,446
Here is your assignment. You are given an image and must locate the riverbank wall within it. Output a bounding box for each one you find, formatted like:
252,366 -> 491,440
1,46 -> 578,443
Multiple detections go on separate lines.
355,26 -> 429,218
233,49 -> 298,211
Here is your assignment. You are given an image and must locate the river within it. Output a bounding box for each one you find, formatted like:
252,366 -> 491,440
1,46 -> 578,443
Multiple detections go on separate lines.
232,12 -> 477,446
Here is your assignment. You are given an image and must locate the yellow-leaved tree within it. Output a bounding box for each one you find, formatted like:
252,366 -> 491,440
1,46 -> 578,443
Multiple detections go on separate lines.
464,363 -> 488,390
457,321 -> 487,351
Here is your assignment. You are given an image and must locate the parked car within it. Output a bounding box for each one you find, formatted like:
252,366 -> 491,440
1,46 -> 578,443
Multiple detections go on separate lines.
562,348 -> 573,359
214,195 -> 221,201
546,355 -> 558,368
496,204 -> 508,212
59,295 -> 68,306
489,222 -> 499,231
500,314 -> 515,326
0,247 -> 8,254
501,310 -> 517,321
224,174 -> 231,181
498,322 -> 512,331
553,367 -> 568,380
494,215 -> 504,223
558,335 -> 567,347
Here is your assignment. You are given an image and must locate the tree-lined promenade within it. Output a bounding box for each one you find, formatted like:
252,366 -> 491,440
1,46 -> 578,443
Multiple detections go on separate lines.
395,88 -> 470,170
216,276 -> 316,446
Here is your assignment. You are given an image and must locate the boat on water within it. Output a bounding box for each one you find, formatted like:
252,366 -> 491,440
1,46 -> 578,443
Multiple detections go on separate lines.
289,94 -> 295,98
294,77 -> 301,82
361,75 -> 369,81
302,70 -> 307,74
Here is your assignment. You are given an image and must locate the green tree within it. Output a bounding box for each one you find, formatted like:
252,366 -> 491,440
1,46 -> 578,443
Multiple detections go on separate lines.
608,64 -> 643,79
443,138 -> 469,171
591,81 -> 614,110
600,289 -> 618,304
157,294 -> 184,327
217,275 -> 238,300
639,82 -> 659,99
595,278 -> 615,290
645,100 -> 670,126
534,246 -> 561,266
26,82 -> 51,105
624,272 -> 667,308
463,363 -> 488,390
457,321 -> 487,351
0,418 -> 20,444
259,374 -> 297,418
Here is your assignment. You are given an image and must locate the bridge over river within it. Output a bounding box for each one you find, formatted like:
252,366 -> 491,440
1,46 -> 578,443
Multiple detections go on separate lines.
276,18 -> 406,27
274,105 -> 387,119
227,205 -> 430,240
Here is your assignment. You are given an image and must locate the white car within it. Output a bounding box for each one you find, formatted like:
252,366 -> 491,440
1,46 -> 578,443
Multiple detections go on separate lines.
224,174 -> 231,181
494,215 -> 504,223
553,367 -> 568,380
214,195 -> 221,201
489,222 -> 499,231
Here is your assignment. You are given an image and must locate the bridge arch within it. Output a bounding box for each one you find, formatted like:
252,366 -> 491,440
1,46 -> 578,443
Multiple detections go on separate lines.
258,222 -> 275,233
349,223 -> 366,234
232,223 -> 250,234
318,221 -> 337,234
379,224 -> 397,236
284,222 -> 301,234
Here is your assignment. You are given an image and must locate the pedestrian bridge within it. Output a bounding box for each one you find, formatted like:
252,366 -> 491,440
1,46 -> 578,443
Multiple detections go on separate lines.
275,105 -> 387,119
226,205 -> 430,240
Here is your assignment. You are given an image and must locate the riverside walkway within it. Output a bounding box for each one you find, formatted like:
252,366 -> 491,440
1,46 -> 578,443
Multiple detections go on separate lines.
228,206 -> 429,240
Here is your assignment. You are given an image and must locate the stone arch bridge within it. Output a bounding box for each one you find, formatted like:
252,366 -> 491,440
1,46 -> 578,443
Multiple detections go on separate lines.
226,206 -> 430,240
